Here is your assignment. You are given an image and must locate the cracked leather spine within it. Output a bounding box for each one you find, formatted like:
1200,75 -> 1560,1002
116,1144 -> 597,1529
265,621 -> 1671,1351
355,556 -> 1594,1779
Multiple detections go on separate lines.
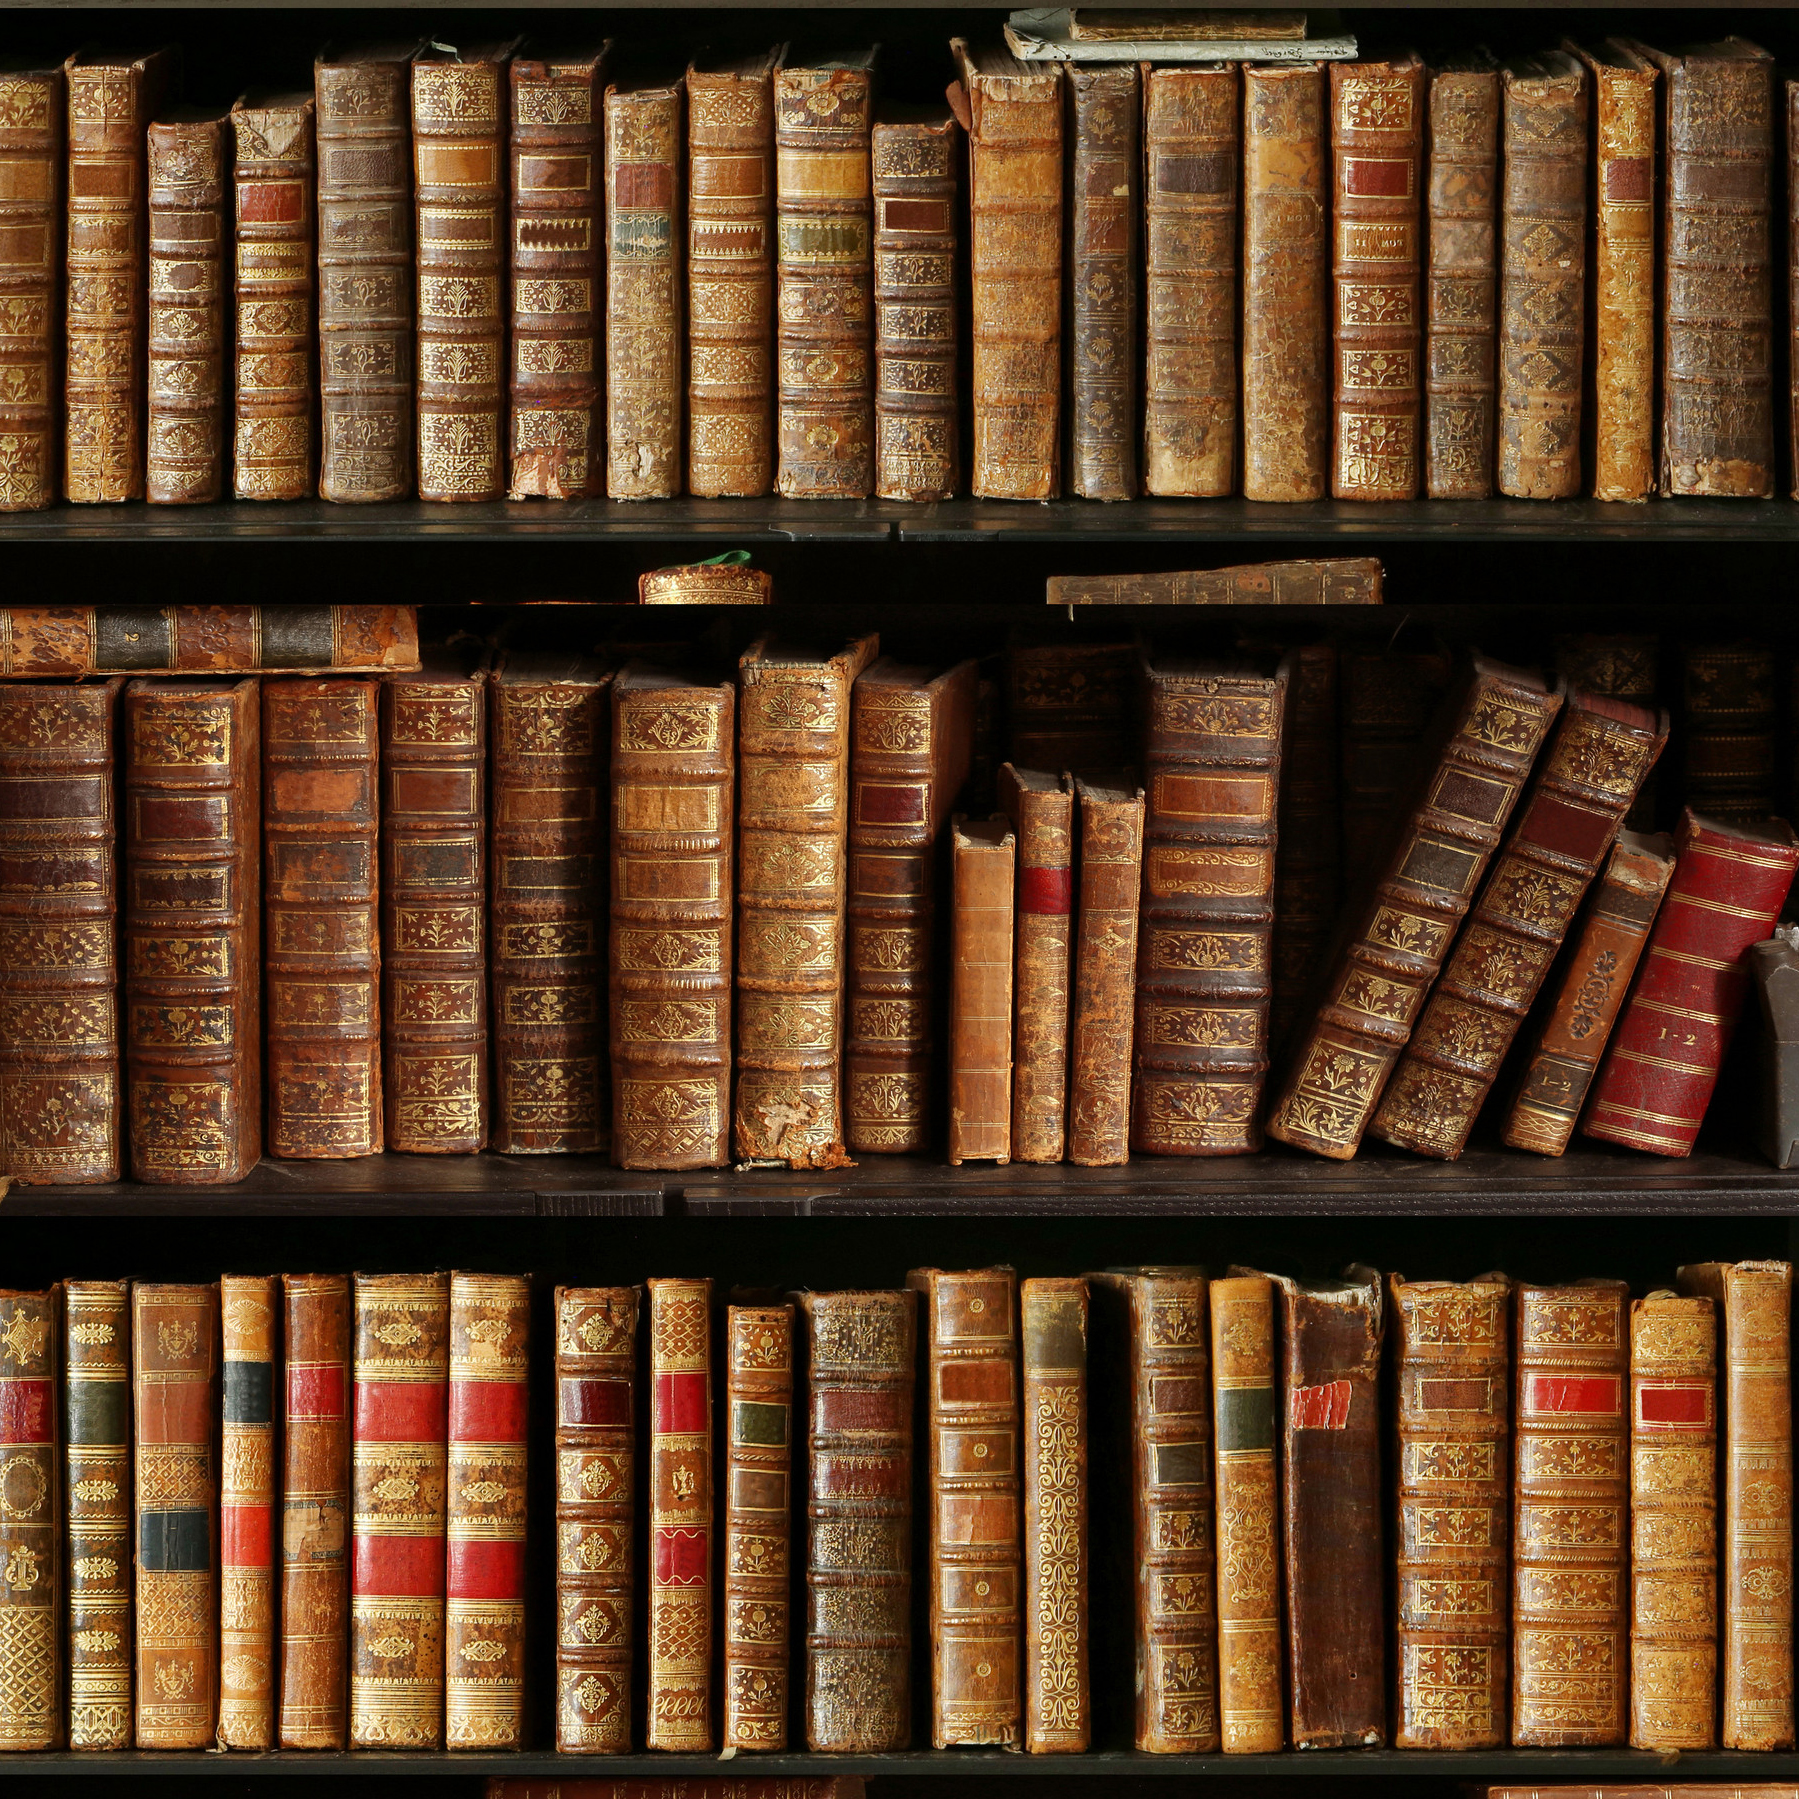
948,816 -> 1017,1166
0,59 -> 62,512
1000,767 -> 1073,1165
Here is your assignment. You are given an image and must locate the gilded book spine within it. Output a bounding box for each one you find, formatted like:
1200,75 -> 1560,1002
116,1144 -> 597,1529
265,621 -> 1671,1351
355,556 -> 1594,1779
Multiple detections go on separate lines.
0,1289 -> 57,1750
218,1273 -> 277,1749
1002,769 -> 1072,1164
948,817 -> 1016,1166
0,63 -> 60,511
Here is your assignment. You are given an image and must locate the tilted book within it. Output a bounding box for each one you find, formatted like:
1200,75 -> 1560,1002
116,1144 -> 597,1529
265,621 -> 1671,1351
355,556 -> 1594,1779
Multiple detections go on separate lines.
0,606 -> 418,676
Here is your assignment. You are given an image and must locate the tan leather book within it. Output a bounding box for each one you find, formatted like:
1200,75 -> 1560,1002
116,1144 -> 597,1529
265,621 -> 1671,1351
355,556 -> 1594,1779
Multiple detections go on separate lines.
1067,776 -> 1142,1167
1271,642 -> 1338,1048
1006,641 -> 1132,770
0,59 -> 62,512
1143,65 -> 1237,498
218,1274 -> 278,1750
1514,1280 -> 1628,1747
0,606 -> 417,676
1338,636 -> 1454,889
0,1288 -> 57,1750
1241,63 -> 1328,503
999,766 -> 1073,1164
1683,639 -> 1778,822
1050,557 -> 1383,608
948,815 -> 1016,1165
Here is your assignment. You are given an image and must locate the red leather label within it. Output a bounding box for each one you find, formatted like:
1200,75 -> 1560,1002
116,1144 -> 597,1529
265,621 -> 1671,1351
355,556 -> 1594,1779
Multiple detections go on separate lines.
1636,1380 -> 1712,1430
560,1377 -> 630,1427
221,1504 -> 272,1568
450,1380 -> 527,1445
855,781 -> 927,826
0,1379 -> 52,1443
238,179 -> 304,224
653,1526 -> 708,1585
448,1538 -> 525,1599
0,775 -> 106,820
1603,156 -> 1652,204
1290,1379 -> 1352,1430
1343,155 -> 1413,199
1519,792 -> 1618,867
1149,1375 -> 1208,1416
882,197 -> 948,233
1019,865 -> 1072,916
654,1370 -> 707,1433
354,1378 -> 447,1444
287,1364 -> 345,1421
815,1385 -> 907,1432
136,793 -> 226,841
354,1532 -> 447,1598
1523,1373 -> 1622,1417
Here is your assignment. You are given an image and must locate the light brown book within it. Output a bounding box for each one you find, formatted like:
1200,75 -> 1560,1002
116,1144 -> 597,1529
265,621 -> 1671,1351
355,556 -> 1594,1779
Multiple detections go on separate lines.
218,1274 -> 278,1750
948,815 -> 1016,1165
1050,556 -> 1382,608
1067,776 -> 1142,1167
0,59 -> 62,512
999,766 -> 1073,1164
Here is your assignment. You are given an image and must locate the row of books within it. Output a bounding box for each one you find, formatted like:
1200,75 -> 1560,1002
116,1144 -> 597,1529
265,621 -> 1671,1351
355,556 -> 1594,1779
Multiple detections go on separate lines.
0,33 -> 1792,511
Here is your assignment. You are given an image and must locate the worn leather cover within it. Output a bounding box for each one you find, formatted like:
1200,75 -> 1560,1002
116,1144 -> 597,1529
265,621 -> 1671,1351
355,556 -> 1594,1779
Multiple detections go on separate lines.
1271,642 -> 1338,1048
1556,633 -> 1660,828
1338,637 -> 1454,889
0,1288 -> 57,1749
948,816 -> 1017,1166
0,606 -> 416,675
999,767 -> 1072,1164
1067,776 -> 1142,1167
1683,640 -> 1777,822
488,1786 -> 865,1799
218,1274 -> 277,1749
0,60 -> 61,512
1051,557 -> 1382,608
1006,641 -> 1131,770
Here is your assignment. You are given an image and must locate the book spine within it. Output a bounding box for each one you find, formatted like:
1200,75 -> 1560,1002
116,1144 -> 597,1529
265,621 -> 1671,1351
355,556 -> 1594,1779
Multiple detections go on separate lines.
1066,783 -> 1142,1167
1683,639 -> 1777,822
0,1289 -> 58,1749
263,678 -> 381,1159
0,606 -> 417,677
1337,642 -> 1453,889
0,66 -> 60,512
1271,643 -> 1339,1047
1009,780 -> 1073,1164
218,1273 -> 277,1749
1792,80 -> 1799,499
1006,643 -> 1134,772
948,819 -> 1016,1165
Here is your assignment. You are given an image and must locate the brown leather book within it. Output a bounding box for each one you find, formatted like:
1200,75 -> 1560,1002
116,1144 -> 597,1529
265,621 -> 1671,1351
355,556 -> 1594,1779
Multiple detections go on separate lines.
688,50 -> 778,499
1241,63 -> 1328,503
610,664 -> 734,1170
0,606 -> 417,676
799,1288 -> 916,1752
488,1787 -> 867,1799
948,816 -> 1016,1166
1050,557 -> 1384,609
124,677 -> 262,1184
776,52 -> 875,500
1331,54 -> 1424,501
1006,641 -> 1132,770
218,1273 -> 278,1750
1067,775 -> 1142,1167
1143,65 -> 1237,498
1684,640 -> 1777,822
1390,1273 -> 1509,1750
1066,65 -> 1138,501
999,766 -> 1073,1165
0,59 -> 62,512
1555,632 -> 1661,828
508,46 -> 607,501
146,110 -> 229,505
734,635 -> 879,1167
1424,55 -> 1498,499
844,657 -> 977,1154
315,44 -> 416,505
0,1288 -> 57,1750
1267,658 -> 1563,1160
1271,641 -> 1338,1048
1133,652 -> 1291,1158
1338,636 -> 1454,889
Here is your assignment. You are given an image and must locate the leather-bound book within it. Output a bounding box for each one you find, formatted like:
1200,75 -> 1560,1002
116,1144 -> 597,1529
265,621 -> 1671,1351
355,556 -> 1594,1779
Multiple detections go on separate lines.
1371,691 -> 1666,1160
231,93 -> 315,501
218,1274 -> 277,1749
133,1282 -> 218,1750
1267,658 -> 1562,1160
1390,1272 -> 1509,1750
315,44 -> 416,505
124,677 -> 261,1184
1514,1280 -> 1628,1746
350,1272 -> 449,1750
1051,557 -> 1384,610
413,43 -> 517,504
66,1279 -> 130,1749
799,1288 -> 916,1752
872,106 -> 960,502
1006,641 -> 1132,772
508,46 -> 606,502
279,1273 -> 350,1750
446,1273 -> 529,1749
1271,641 -> 1339,1047
0,606 -> 418,675
610,665 -> 734,1170
1021,1277 -> 1088,1752
0,59 -> 62,512
263,679 -> 381,1160
1241,63 -> 1328,503
999,766 -> 1073,1164
146,110 -> 228,504
1143,66 -> 1237,498
1338,637 -> 1454,889
948,816 -> 1016,1166
489,653 -> 611,1155
0,678 -> 122,1186
1068,776 -> 1142,1167
845,657 -> 977,1154
1424,55 -> 1498,499
723,1302 -> 793,1750
1684,640 -> 1777,822
490,1787 -> 866,1799
1330,54 -> 1425,501
1133,652 -> 1291,1157
63,48 -> 174,503
1555,632 -> 1660,828
1629,1290 -> 1716,1751
1586,811 -> 1799,1155
735,635 -> 878,1167
0,1288 -> 57,1750
1676,1260 -> 1794,1750
1067,65 -> 1138,500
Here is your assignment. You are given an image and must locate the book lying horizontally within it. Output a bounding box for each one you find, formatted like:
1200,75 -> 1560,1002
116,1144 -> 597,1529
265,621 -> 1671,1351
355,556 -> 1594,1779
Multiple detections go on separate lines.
1005,7 -> 1355,62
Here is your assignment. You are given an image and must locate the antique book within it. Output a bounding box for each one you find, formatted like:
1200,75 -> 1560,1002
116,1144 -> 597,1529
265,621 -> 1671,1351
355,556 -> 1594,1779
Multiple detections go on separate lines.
0,58 -> 61,512
1370,691 -> 1666,1160
1066,65 -> 1138,500
0,606 -> 418,675
954,43 -> 1062,500
735,635 -> 878,1166
1677,1261 -> 1794,1750
218,1273 -> 277,1749
1266,658 -> 1562,1160
1068,777 -> 1143,1168
1338,635 -> 1454,888
1629,1289 -> 1717,1751
639,560 -> 772,606
1271,642 -> 1339,1046
1331,54 -> 1425,501
446,1273 -> 529,1749
0,677 -> 122,1186
1683,640 -> 1777,822
64,48 -> 174,503
1390,1272 -> 1510,1750
724,1303 -> 794,1749
799,1287 -> 916,1752
279,1272 -> 350,1750
775,53 -> 876,499
66,1279 -> 130,1749
1586,811 -> 1799,1156
315,44 -> 416,505
1555,631 -> 1660,828
146,110 -> 229,504
1513,1279 -> 1628,1746
413,43 -> 516,503
687,50 -> 777,499
489,652 -> 611,1155
1209,1273 -> 1281,1754
263,679 -> 381,1160
231,92 -> 315,501
509,46 -> 607,501
488,1787 -> 868,1799
1006,10 -> 1353,62
872,106 -> 960,502
1241,62 -> 1328,502
1050,559 -> 1382,608
0,1288 -> 57,1750
999,766 -> 1073,1164
845,657 -> 977,1154
1006,640 -> 1132,769
1424,55 -> 1498,499
610,665 -> 735,1170
1133,652 -> 1291,1157
134,1282 -> 218,1749
1502,830 -> 1675,1155
552,1286 -> 637,1751
1143,65 -> 1237,497
124,677 -> 262,1184
350,1272 -> 449,1750
948,816 -> 1017,1166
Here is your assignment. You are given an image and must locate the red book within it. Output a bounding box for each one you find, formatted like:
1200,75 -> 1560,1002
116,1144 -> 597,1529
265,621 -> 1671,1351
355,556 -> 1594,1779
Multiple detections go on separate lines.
1584,810 -> 1799,1156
